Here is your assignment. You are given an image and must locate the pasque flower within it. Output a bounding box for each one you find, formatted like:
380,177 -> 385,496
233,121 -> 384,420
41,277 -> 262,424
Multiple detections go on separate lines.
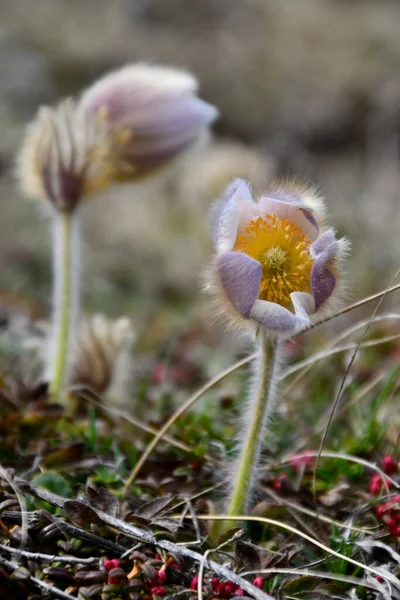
210,178 -> 349,533
80,64 -> 218,181
212,178 -> 348,337
17,63 -> 217,402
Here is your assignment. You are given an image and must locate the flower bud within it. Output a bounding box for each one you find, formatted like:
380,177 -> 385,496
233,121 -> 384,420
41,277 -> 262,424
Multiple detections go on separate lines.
80,64 -> 218,181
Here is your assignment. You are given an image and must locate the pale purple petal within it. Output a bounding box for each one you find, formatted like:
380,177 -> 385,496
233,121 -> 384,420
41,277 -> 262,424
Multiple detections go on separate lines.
310,230 -> 336,258
80,64 -> 218,174
311,241 -> 338,310
215,251 -> 261,318
117,95 -> 216,134
81,65 -> 199,121
214,179 -> 253,252
258,195 -> 319,241
250,299 -> 305,333
290,291 -> 315,319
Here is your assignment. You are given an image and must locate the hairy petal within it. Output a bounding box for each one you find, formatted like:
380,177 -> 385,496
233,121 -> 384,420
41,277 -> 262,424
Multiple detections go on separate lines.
310,229 -> 336,258
215,251 -> 261,318
214,179 -> 253,252
290,291 -> 315,319
258,195 -> 319,241
311,240 -> 338,310
80,65 -> 199,120
249,299 -> 306,334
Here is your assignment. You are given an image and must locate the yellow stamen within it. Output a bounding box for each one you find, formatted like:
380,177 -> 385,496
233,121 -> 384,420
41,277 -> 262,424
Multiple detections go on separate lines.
234,214 -> 313,309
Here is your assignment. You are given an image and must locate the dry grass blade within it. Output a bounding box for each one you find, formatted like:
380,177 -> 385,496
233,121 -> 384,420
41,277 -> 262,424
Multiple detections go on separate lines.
301,281 -> 400,333
186,514 -> 400,588
281,332 -> 400,381
262,485 -> 375,534
240,567 -> 387,593
278,450 -> 399,488
312,269 -> 400,499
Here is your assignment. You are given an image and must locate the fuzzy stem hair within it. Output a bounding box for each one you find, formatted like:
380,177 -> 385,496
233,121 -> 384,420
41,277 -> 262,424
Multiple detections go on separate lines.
224,332 -> 279,529
48,210 -> 81,400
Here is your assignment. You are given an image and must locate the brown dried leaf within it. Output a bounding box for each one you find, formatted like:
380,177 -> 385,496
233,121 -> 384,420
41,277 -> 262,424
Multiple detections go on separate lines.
86,486 -> 119,517
64,500 -> 103,527
235,540 -> 271,570
152,517 -> 180,534
134,496 -> 175,519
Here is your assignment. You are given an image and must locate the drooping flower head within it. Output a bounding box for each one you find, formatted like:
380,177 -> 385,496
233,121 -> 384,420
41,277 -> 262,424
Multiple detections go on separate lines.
17,64 -> 218,212
80,64 -> 218,181
211,179 -> 348,338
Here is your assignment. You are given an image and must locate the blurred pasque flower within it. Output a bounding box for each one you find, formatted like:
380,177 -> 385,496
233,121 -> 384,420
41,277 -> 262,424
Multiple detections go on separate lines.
18,99 -> 112,212
80,64 -> 218,181
69,314 -> 135,404
18,64 -> 218,211
211,179 -> 348,338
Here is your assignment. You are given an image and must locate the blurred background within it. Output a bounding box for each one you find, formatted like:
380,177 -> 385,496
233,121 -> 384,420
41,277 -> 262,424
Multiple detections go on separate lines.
0,0 -> 399,361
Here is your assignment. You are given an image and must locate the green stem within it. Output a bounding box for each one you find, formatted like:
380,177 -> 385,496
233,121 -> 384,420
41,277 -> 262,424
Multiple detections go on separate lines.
49,210 -> 79,401
224,333 -> 278,529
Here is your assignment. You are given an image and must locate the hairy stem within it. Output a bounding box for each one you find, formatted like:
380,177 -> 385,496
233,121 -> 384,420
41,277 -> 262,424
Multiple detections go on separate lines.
49,210 -> 80,400
226,333 -> 278,524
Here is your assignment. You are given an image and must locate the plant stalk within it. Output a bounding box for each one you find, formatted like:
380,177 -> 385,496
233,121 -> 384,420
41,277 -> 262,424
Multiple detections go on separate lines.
224,332 -> 278,529
49,210 -> 80,401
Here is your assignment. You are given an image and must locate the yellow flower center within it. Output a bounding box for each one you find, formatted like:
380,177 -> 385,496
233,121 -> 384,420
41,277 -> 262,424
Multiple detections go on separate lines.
234,214 -> 313,309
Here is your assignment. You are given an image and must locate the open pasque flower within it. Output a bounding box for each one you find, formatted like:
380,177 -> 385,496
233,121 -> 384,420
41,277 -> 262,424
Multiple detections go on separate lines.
212,179 -> 348,337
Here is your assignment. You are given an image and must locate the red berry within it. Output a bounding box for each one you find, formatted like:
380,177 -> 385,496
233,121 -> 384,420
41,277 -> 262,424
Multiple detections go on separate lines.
395,526 -> 400,537
235,590 -> 245,596
104,558 -> 119,572
369,474 -> 384,495
386,517 -> 397,533
151,586 -> 165,596
223,582 -> 235,596
252,576 -> 264,589
189,575 -> 199,590
108,576 -> 120,584
290,450 -> 314,471
211,578 -> 219,590
382,455 -> 398,474
273,473 -> 289,492
156,570 -> 167,585
376,504 -> 386,518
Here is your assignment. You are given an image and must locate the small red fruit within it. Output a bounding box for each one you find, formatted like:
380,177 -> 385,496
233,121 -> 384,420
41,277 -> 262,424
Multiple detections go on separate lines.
252,576 -> 264,589
151,586 -> 165,596
104,558 -> 119,572
189,575 -> 199,590
381,455 -> 398,474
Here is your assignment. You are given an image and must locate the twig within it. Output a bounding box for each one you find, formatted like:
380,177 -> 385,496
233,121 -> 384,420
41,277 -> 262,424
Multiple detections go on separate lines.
54,520 -> 127,555
0,542 -> 97,564
19,481 -> 273,600
0,554 -> 77,600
